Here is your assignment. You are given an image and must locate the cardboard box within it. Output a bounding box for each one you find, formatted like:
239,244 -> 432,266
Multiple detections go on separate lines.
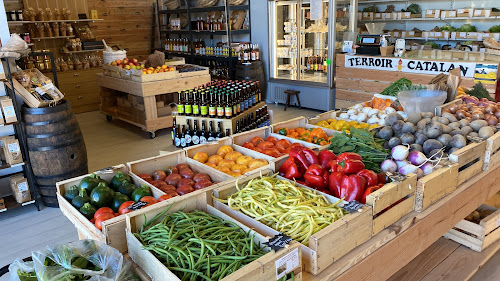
0,98 -> 17,123
0,135 -> 15,161
384,12 -> 398,20
374,13 -> 383,19
457,8 -> 472,17
10,174 -> 31,204
473,9 -> 490,17
425,9 -> 441,18
3,139 -> 22,165
442,10 -> 457,18
0,197 -> 5,210
361,12 -> 373,20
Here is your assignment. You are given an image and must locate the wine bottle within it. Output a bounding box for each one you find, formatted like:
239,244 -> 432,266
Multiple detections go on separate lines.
192,91 -> 200,117
200,121 -> 208,144
209,92 -> 216,118
184,91 -> 192,116
208,121 -> 216,142
224,94 -> 232,119
174,125 -> 181,148
235,121 -> 240,134
200,92 -> 208,117
216,122 -> 224,139
180,125 -> 186,148
192,120 -> 200,145
225,129 -> 230,137
177,92 -> 185,115
216,94 -> 224,118
172,116 -> 177,145
185,119 -> 192,147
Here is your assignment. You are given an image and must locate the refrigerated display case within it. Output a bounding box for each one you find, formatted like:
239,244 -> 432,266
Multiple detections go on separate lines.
267,0 -> 357,110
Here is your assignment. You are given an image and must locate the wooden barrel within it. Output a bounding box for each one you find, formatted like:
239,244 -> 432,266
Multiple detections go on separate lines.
22,100 -> 88,207
235,61 -> 267,100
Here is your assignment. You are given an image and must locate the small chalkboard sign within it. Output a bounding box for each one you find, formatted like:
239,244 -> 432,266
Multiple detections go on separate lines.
467,135 -> 484,143
339,108 -> 349,113
264,232 -> 292,251
343,200 -> 364,213
127,201 -> 148,211
387,171 -> 406,183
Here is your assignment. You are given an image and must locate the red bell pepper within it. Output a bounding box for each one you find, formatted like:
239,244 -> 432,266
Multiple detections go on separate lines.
302,148 -> 319,166
328,160 -> 341,173
337,152 -> 363,162
356,169 -> 378,187
289,147 -> 319,171
304,164 -> 328,189
279,157 -> 302,180
318,150 -> 337,170
377,172 -> 387,185
340,175 -> 366,202
338,159 -> 365,174
361,186 -> 376,204
328,171 -> 345,198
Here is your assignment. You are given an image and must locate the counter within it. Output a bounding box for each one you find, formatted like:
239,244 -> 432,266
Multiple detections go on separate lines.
335,54 -> 499,104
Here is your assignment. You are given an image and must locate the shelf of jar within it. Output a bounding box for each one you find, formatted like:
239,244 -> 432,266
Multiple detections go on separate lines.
61,49 -> 104,54
32,36 -> 75,41
7,19 -> 104,25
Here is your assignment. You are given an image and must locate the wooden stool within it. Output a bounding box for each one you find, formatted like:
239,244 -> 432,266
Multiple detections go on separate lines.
284,90 -> 301,111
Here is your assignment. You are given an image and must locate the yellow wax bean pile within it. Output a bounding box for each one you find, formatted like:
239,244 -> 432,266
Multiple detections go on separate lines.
216,174 -> 345,245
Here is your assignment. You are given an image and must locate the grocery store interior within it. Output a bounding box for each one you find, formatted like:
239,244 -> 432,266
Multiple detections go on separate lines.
2,0 -> 500,280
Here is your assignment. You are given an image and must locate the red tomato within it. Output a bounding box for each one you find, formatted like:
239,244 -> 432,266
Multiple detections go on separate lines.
276,139 -> 292,148
289,143 -> 305,150
95,213 -> 116,230
158,194 -> 173,202
140,196 -> 158,207
250,137 -> 264,146
166,190 -> 179,197
118,201 -> 135,215
257,141 -> 274,149
242,142 -> 256,150
90,218 -> 95,224
94,207 -> 114,220
265,136 -> 278,144
262,148 -> 282,158
158,185 -> 176,193
253,147 -> 263,153
137,174 -> 153,182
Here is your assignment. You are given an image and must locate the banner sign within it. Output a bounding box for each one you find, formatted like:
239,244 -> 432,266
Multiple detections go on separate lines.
474,63 -> 498,85
344,55 -> 483,78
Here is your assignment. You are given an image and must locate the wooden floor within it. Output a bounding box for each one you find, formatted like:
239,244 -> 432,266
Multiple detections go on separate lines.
0,103 -> 321,279
1,102 -> 500,280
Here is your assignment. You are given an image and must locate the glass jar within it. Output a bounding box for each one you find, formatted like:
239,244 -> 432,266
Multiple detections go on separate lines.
60,57 -> 68,71
66,24 -> 74,36
67,56 -> 74,70
26,57 -> 35,69
74,57 -> 82,70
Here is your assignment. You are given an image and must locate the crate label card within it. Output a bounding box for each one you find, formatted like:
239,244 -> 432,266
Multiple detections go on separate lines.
17,181 -> 28,192
275,247 -> 299,280
3,106 -> 15,117
127,201 -> 147,211
8,142 -> 19,153
343,200 -> 364,213
265,232 -> 293,251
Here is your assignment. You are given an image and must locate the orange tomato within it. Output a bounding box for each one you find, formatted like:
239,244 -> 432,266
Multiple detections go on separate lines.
276,139 -> 292,148
242,142 -> 255,150
262,148 -> 282,158
217,145 -> 234,157
265,136 -> 278,144
250,137 -> 264,146
254,147 -> 263,153
257,141 -> 274,149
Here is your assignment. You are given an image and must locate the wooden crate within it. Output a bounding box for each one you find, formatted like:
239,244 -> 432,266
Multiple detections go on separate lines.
56,165 -> 166,253
483,132 -> 500,171
126,191 -> 303,281
131,70 -> 178,83
127,150 -> 233,190
212,172 -> 372,275
449,141 -> 487,185
184,137 -> 275,178
271,117 -> 338,149
366,173 -> 418,235
414,163 -> 459,212
231,126 -> 320,161
177,66 -> 210,78
444,204 -> 500,252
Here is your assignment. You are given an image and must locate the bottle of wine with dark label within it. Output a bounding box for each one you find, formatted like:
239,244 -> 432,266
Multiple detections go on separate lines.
180,125 -> 186,148
208,121 -> 216,142
174,125 -> 181,147
200,121 -> 208,144
185,119 -> 192,147
216,121 -> 224,140
192,120 -> 200,145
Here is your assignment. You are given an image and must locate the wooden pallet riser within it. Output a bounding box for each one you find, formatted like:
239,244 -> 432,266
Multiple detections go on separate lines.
212,172 -> 372,275
483,132 -> 500,171
448,142 -> 486,185
444,204 -> 500,252
414,164 -> 459,212
126,192 -> 303,281
366,174 -> 417,235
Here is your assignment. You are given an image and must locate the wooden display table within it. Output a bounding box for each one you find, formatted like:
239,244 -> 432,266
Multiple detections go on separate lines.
300,162 -> 500,281
96,73 -> 210,138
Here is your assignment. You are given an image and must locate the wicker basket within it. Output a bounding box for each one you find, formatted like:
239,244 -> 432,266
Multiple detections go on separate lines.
165,0 -> 180,10
223,0 -> 245,5
197,0 -> 218,8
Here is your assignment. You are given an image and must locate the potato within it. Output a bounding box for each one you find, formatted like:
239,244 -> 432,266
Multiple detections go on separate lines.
442,112 -> 457,123
410,143 -> 423,152
448,147 -> 459,154
407,113 -> 422,124
417,119 -> 428,130
385,113 -> 403,126
450,130 -> 465,136
400,133 -> 416,144
479,126 -> 495,139
470,120 -> 488,132
469,132 -> 479,138
448,122 -> 461,129
421,112 -> 435,118
377,127 -> 394,141
429,148 -> 444,160
416,134 -> 429,145
461,126 -> 473,135
437,134 -> 452,147
392,120 -> 405,133
432,116 -> 439,122
402,122 -> 416,134
451,135 -> 467,149
459,119 -> 470,127
423,117 -> 432,123
441,125 -> 453,134
437,117 -> 450,125
423,139 -> 443,155
388,137 -> 402,149
424,122 -> 443,139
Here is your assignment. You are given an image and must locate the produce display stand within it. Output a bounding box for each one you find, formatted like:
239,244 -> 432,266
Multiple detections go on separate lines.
176,101 -> 266,135
298,162 -> 500,281
96,72 -> 210,138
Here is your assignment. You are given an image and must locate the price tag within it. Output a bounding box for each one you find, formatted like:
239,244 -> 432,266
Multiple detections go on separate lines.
127,201 -> 148,211
339,108 -> 349,113
342,201 -> 364,213
17,182 -> 28,192
467,135 -> 484,143
265,232 -> 293,251
275,248 -> 299,280
8,142 -> 19,153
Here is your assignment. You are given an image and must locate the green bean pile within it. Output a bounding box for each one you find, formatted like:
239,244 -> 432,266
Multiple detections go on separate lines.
135,206 -> 267,281
216,174 -> 346,246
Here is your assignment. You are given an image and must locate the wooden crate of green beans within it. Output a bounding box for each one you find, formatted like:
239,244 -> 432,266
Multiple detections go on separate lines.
212,171 -> 373,276
126,191 -> 303,281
